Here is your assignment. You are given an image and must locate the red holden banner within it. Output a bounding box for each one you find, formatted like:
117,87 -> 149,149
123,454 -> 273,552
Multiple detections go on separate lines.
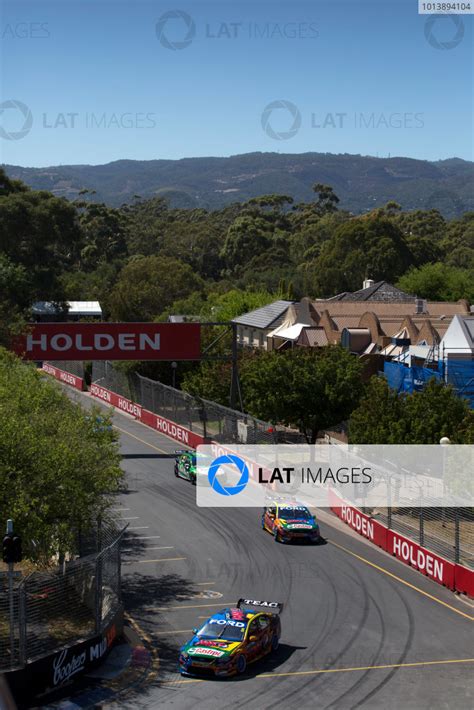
328,489 -> 387,549
90,384 -> 206,449
14,323 -> 201,361
140,408 -> 206,449
329,488 -> 458,592
386,530 -> 455,590
42,362 -> 84,391
454,564 -> 474,598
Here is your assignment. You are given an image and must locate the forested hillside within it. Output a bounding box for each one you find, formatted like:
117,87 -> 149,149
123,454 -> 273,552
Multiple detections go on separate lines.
1,169 -> 473,342
5,152 -> 473,217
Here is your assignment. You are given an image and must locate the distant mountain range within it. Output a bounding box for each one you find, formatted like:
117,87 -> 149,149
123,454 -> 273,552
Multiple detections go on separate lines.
4,152 -> 473,217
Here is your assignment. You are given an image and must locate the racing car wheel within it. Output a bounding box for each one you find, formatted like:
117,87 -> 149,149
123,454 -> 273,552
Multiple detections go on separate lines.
236,654 -> 247,674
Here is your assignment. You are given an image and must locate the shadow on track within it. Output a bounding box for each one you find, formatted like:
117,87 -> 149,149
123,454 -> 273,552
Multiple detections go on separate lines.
123,572 -> 200,613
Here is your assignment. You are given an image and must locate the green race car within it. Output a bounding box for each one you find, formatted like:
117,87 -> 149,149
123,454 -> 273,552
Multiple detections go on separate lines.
174,450 -> 197,484
174,449 -> 229,488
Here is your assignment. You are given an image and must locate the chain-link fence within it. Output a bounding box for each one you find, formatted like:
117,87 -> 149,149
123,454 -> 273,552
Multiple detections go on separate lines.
0,577 -> 21,672
92,361 -> 305,445
373,506 -> 474,569
0,527 -> 124,671
46,360 -> 85,379
354,468 -> 474,569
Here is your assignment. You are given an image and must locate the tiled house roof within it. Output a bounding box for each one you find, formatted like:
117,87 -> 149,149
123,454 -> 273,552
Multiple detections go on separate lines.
232,300 -> 294,328
324,281 -> 415,303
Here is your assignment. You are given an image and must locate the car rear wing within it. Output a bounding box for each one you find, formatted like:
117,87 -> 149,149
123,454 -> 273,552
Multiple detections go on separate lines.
174,449 -> 190,456
237,599 -> 284,614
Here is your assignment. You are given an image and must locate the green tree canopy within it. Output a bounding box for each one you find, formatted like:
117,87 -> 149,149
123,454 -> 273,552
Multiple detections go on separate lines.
308,216 -> 413,296
349,377 -> 474,444
106,255 -> 205,321
0,187 -> 82,299
0,350 -> 123,562
396,263 -> 474,302
240,347 -> 364,443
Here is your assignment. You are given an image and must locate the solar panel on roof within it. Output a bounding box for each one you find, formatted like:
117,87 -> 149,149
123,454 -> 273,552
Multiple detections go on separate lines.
232,301 -> 294,328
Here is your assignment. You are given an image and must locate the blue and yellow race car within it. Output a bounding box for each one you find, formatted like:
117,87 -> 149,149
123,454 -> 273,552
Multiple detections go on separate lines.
262,501 -> 320,543
179,599 -> 283,677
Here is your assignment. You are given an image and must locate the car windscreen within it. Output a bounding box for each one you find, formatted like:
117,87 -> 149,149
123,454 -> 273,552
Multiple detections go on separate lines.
278,507 -> 312,520
197,621 -> 247,641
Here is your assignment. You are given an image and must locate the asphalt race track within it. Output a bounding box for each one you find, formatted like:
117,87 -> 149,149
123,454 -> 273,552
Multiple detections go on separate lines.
65,389 -> 474,710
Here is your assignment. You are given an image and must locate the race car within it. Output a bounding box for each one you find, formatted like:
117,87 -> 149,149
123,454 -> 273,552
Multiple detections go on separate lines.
174,450 -> 196,484
174,450 -> 228,487
262,501 -> 320,543
179,599 -> 283,677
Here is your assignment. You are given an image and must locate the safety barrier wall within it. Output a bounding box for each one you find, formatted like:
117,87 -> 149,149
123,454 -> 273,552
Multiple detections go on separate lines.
42,362 -> 84,391
48,368 -> 474,599
89,383 -> 206,449
329,490 -> 473,597
6,609 -> 122,705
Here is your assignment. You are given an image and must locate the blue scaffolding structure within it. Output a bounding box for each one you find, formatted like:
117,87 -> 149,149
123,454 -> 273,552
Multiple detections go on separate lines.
384,346 -> 474,409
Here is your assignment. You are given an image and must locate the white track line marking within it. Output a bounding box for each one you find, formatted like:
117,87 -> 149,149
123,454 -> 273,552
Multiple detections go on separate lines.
133,536 -> 160,540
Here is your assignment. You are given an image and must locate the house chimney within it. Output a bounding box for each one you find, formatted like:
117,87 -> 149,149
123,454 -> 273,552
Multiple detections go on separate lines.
363,278 -> 375,290
415,298 -> 427,314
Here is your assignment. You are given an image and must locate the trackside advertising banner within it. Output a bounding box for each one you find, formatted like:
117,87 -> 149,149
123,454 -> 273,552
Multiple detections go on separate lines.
328,489 -> 387,548
387,529 -> 455,589
42,362 -> 84,391
196,444 -> 474,508
14,322 -> 201,360
90,383 -> 206,448
329,489 -> 456,589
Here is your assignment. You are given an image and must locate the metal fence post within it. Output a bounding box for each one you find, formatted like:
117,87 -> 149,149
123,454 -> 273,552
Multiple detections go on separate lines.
387,477 -> 392,529
419,506 -> 424,547
117,541 -> 122,602
454,508 -> 460,564
95,551 -> 103,634
18,582 -> 26,667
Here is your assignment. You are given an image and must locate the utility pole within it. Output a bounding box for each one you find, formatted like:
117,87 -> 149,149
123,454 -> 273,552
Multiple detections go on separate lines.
230,322 -> 239,410
7,521 -> 14,668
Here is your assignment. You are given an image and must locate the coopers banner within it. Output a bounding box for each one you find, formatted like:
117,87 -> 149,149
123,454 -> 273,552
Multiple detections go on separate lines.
14,322 -> 201,361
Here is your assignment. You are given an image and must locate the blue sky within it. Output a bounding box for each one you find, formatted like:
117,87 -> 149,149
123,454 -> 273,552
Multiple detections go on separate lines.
1,0 -> 472,166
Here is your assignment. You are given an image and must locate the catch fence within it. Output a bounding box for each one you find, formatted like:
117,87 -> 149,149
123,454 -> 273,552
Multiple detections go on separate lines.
355,474 -> 474,569
0,525 -> 124,672
374,506 -> 473,569
92,361 -> 305,445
